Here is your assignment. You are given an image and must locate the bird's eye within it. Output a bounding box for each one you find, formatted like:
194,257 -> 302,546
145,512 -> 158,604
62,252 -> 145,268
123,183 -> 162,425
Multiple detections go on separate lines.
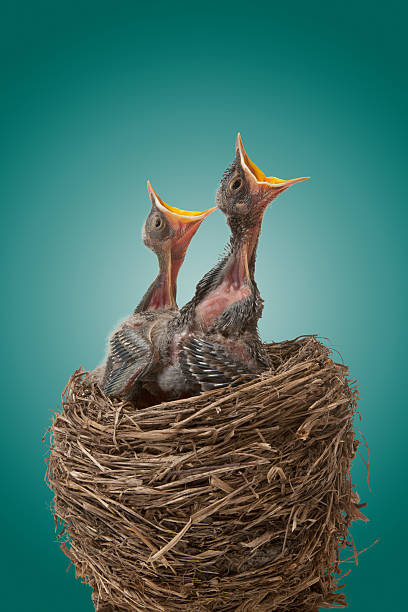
154,215 -> 163,229
229,177 -> 243,192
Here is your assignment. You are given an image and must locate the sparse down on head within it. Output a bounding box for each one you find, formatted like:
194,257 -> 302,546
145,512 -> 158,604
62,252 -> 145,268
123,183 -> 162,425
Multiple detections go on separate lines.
144,180 -> 217,261
216,133 -> 309,233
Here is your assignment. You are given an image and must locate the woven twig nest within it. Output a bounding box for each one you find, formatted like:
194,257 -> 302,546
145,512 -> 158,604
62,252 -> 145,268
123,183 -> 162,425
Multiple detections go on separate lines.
46,336 -> 365,611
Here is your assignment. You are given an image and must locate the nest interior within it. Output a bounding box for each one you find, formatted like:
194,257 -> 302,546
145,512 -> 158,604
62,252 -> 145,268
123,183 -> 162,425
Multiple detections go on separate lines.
46,336 -> 365,612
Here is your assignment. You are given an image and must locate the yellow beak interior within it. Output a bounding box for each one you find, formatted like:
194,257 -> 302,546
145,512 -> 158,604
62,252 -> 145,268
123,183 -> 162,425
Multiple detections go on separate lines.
147,180 -> 217,222
236,133 -> 309,188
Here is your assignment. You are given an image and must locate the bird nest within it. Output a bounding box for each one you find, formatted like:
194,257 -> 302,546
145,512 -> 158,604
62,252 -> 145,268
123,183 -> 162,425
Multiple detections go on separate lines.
46,336 -> 365,611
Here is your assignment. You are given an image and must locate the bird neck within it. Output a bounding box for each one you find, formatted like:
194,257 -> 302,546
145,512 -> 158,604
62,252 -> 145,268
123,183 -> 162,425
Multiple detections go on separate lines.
177,218 -> 263,330
135,251 -> 179,313
228,218 -> 263,282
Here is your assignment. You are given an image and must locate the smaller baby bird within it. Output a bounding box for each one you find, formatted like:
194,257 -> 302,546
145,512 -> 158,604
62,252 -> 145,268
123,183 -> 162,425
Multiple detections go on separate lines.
101,183 -> 216,399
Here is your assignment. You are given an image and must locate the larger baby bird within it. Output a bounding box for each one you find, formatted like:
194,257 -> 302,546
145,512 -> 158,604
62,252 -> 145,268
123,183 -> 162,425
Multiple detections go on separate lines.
177,133 -> 308,390
102,183 -> 216,398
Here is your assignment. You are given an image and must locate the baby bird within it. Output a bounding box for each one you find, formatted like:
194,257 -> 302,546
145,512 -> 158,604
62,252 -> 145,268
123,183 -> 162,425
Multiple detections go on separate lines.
177,133 -> 309,391
101,182 -> 216,398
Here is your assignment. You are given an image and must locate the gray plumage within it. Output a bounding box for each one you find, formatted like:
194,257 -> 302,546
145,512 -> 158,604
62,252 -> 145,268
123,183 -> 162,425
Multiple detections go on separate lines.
180,336 -> 255,391
102,325 -> 154,397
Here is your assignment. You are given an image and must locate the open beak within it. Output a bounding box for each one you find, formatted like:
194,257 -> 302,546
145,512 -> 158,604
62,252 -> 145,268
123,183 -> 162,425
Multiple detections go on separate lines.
147,180 -> 217,227
236,133 -> 309,199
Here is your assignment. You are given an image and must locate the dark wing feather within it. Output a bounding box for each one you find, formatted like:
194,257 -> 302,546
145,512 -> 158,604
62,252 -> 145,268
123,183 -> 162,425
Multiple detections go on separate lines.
103,325 -> 154,397
179,336 -> 251,392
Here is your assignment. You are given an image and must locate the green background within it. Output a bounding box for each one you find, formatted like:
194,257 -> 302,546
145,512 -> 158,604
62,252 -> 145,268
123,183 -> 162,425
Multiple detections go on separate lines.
1,1 -> 406,609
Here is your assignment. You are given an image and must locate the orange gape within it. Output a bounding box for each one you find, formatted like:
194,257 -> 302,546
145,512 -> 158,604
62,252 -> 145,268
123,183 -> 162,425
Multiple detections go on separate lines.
236,132 -> 309,191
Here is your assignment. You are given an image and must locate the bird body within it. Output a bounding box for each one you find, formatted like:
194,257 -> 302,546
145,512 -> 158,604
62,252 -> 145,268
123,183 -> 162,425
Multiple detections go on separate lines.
168,244 -> 268,393
102,309 -> 175,402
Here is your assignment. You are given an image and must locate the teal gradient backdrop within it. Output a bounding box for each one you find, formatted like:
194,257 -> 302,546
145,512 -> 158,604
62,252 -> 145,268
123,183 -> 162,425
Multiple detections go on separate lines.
1,1 -> 406,610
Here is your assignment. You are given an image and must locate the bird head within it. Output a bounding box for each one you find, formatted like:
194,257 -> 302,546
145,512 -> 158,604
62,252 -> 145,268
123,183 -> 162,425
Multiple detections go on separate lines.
143,181 -> 217,263
216,133 -> 309,233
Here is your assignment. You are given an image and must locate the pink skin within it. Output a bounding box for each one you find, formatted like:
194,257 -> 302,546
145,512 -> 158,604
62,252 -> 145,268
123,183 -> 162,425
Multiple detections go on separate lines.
195,209 -> 265,328
195,246 -> 252,327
